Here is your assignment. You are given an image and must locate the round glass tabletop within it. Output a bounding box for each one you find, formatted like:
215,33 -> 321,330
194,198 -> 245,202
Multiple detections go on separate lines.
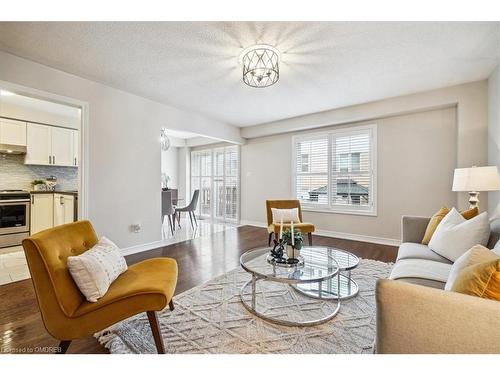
240,246 -> 341,284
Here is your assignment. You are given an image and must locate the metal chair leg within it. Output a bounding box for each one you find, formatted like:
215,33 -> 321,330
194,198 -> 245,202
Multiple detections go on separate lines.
308,232 -> 313,245
268,232 -> 273,246
192,211 -> 198,226
167,215 -> 174,236
188,211 -> 194,229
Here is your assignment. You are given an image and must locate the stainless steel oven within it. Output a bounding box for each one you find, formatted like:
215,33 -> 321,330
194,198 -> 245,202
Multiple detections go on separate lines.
0,190 -> 30,248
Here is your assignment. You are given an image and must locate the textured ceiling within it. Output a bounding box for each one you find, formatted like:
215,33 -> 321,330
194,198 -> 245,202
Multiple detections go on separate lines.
0,22 -> 498,127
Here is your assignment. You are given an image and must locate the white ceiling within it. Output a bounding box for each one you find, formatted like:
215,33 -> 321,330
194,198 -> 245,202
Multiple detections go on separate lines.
165,129 -> 200,139
0,92 -> 80,119
0,22 -> 498,127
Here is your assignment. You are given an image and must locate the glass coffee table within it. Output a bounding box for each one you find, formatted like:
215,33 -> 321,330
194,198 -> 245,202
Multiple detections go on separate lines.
239,246 -> 343,327
293,248 -> 360,300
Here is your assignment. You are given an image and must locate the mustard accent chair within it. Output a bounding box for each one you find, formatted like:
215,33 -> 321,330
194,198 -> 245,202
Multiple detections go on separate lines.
22,220 -> 178,354
266,200 -> 315,246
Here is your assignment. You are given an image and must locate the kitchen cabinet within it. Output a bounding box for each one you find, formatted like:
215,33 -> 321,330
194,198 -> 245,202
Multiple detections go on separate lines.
0,118 -> 27,146
30,194 -> 54,235
51,127 -> 74,166
53,193 -> 75,226
25,123 -> 51,165
72,130 -> 79,166
25,123 -> 76,167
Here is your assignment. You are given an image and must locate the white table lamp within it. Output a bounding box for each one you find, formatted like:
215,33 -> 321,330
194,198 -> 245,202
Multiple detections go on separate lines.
452,166 -> 500,210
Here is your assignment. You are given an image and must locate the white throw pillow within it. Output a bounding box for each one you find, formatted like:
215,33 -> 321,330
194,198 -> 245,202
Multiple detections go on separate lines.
67,236 -> 128,302
428,208 -> 490,262
444,244 -> 499,291
271,208 -> 300,223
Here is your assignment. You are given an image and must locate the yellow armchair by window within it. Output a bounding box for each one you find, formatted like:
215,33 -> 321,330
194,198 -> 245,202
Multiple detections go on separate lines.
266,200 -> 315,246
22,220 -> 177,354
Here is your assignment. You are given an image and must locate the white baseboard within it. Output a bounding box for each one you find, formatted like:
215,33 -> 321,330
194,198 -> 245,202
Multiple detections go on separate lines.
122,221 -> 400,257
121,239 -> 169,256
239,220 -> 400,247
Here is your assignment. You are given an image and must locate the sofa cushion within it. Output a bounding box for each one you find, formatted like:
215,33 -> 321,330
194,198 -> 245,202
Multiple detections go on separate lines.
444,245 -> 499,291
389,259 -> 452,290
397,242 -> 452,264
428,208 -> 490,262
451,259 -> 500,301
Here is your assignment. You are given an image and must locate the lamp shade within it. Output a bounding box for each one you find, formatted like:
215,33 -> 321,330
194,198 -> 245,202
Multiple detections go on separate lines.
452,166 -> 500,192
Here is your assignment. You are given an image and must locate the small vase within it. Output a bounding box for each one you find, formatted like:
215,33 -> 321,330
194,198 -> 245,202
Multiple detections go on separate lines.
286,245 -> 294,258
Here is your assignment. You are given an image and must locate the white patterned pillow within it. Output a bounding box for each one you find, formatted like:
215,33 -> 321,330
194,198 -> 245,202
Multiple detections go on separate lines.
271,208 -> 300,223
67,236 -> 127,302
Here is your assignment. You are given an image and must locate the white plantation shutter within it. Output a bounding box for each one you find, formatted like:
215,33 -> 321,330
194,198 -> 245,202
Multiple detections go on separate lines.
293,125 -> 376,214
294,136 -> 329,205
331,130 -> 372,209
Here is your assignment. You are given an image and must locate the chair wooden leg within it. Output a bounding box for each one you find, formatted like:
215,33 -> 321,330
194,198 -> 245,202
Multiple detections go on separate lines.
147,311 -> 165,354
57,340 -> 71,354
169,299 -> 175,311
308,232 -> 313,246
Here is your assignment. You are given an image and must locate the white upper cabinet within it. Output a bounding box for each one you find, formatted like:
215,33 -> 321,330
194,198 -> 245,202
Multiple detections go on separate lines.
0,118 -> 27,146
72,130 -> 79,167
25,123 -> 52,165
51,127 -> 74,166
25,123 -> 76,167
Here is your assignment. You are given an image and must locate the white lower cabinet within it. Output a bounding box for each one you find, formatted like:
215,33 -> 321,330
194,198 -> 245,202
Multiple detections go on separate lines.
30,193 -> 76,235
53,194 -> 75,226
30,194 -> 54,235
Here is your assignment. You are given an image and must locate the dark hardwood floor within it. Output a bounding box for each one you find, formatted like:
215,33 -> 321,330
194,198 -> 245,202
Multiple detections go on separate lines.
0,226 -> 397,354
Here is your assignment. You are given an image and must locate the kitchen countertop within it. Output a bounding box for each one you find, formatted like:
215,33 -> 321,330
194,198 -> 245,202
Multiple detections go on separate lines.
30,190 -> 78,196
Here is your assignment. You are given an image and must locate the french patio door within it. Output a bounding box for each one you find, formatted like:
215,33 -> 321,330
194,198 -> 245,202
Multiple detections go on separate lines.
190,145 -> 239,223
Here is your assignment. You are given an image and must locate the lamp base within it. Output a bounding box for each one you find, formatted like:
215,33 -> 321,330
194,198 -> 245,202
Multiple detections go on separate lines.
468,191 -> 479,210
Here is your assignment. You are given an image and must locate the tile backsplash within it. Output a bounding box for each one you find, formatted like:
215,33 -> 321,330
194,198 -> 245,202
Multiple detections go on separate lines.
0,153 -> 77,191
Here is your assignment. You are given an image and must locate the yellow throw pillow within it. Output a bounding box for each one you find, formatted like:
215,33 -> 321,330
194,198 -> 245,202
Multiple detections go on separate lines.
421,206 -> 479,245
451,259 -> 500,301
421,207 -> 449,245
460,207 -> 479,220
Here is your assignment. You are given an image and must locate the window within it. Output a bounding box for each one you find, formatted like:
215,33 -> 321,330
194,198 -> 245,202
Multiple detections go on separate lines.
293,125 -> 376,215
190,145 -> 239,222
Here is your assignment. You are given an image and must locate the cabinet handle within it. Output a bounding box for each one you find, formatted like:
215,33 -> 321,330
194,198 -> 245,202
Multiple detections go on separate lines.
31,195 -> 34,204
74,157 -> 77,166
60,196 -> 64,205
53,155 -> 56,164
49,155 -> 51,164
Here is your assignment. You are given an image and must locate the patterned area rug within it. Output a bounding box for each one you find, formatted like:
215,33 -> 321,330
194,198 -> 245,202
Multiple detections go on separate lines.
95,258 -> 392,354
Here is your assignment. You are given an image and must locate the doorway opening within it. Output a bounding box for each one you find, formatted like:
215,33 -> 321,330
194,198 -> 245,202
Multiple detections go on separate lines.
160,129 -> 240,244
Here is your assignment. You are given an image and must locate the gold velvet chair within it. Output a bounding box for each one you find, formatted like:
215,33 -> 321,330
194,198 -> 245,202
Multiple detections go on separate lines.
266,200 -> 315,246
22,220 -> 178,354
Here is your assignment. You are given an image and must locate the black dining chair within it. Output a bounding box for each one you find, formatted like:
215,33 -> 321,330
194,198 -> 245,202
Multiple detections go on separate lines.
161,190 -> 176,235
176,190 -> 200,229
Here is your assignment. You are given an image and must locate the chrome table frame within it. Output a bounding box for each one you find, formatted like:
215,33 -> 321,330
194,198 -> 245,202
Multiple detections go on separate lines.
239,249 -> 341,327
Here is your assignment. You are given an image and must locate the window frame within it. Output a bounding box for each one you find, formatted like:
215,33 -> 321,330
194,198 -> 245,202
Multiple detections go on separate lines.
291,124 -> 377,216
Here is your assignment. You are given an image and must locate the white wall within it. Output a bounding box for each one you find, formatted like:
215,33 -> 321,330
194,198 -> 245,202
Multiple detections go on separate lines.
241,107 -> 460,243
0,51 -> 243,248
488,65 -> 500,216
161,146 -> 179,189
